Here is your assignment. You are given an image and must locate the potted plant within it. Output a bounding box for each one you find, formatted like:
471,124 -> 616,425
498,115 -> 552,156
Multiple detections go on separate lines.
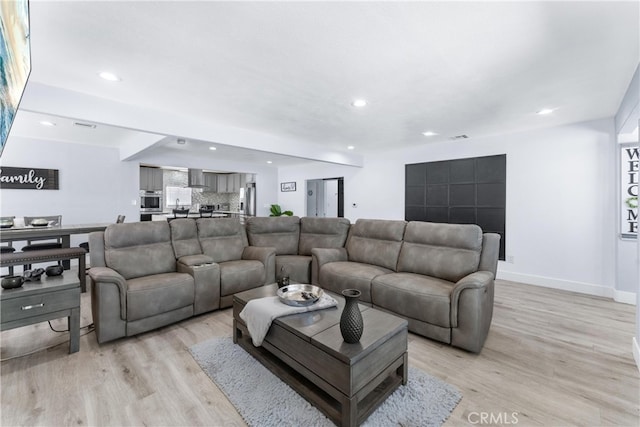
270,204 -> 293,216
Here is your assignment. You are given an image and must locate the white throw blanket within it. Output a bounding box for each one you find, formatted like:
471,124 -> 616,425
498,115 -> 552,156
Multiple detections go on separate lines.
239,294 -> 338,346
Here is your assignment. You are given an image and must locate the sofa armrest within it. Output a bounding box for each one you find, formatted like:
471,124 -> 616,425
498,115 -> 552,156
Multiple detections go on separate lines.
88,266 -> 128,319
311,247 -> 348,285
450,270 -> 494,328
242,246 -> 276,284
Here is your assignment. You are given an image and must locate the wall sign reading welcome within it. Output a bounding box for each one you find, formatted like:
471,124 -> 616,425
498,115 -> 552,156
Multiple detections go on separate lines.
0,167 -> 59,190
621,145 -> 638,238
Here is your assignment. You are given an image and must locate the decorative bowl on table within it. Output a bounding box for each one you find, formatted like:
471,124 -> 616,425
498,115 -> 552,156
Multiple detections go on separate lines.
30,218 -> 49,227
46,265 -> 64,276
0,218 -> 13,228
1,275 -> 24,289
277,284 -> 323,307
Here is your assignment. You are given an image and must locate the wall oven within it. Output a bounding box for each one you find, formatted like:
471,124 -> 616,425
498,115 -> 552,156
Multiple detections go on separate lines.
140,191 -> 163,212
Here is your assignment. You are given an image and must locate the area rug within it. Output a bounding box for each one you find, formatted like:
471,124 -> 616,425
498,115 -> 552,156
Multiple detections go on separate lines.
190,337 -> 461,427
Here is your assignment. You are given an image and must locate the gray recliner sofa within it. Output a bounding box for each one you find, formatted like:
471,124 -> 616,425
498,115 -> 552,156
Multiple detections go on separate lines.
196,218 -> 276,308
88,218 -> 275,343
312,219 -> 500,353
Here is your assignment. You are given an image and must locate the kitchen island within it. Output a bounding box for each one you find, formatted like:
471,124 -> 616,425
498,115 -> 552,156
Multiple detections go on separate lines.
149,211 -> 246,221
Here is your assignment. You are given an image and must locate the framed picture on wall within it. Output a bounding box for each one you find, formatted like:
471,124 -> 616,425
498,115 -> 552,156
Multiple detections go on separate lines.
281,182 -> 296,192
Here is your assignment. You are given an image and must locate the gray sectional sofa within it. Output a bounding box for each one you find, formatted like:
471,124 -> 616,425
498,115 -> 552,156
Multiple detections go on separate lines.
88,216 -> 499,352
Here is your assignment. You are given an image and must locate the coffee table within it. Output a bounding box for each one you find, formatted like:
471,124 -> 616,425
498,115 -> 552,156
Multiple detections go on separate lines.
1,273 -> 81,353
233,284 -> 408,427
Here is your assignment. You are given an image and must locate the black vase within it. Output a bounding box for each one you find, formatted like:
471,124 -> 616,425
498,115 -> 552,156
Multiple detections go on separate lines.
340,289 -> 364,343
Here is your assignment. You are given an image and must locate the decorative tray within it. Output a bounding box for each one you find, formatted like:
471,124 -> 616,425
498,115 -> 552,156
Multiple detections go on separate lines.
277,284 -> 323,307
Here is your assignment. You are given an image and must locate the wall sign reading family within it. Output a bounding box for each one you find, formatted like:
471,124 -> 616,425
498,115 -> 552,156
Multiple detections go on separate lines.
621,145 -> 638,238
0,167 -> 59,190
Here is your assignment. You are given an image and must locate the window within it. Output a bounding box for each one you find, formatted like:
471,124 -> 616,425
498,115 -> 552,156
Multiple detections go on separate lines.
166,186 -> 192,208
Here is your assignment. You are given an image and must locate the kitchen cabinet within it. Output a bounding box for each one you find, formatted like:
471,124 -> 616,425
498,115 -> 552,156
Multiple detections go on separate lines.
216,174 -> 228,192
203,173 -> 218,192
216,173 -> 244,193
229,173 -> 242,192
140,167 -> 163,191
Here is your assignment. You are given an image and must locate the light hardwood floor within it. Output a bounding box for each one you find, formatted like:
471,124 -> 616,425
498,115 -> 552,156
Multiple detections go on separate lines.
1,279 -> 638,426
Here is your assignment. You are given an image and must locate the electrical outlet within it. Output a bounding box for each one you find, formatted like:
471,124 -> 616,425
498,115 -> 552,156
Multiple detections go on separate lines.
132,199 -> 137,206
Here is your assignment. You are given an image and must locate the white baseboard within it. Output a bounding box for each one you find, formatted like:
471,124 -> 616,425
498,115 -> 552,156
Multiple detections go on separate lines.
496,270 -> 636,305
633,337 -> 640,373
614,289 -> 637,305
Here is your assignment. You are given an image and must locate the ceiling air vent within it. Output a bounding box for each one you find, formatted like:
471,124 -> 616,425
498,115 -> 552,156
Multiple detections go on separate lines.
73,122 -> 97,129
450,134 -> 469,140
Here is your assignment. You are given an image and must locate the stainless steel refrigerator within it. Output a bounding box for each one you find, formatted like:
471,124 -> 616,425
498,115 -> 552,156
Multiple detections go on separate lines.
244,183 -> 256,217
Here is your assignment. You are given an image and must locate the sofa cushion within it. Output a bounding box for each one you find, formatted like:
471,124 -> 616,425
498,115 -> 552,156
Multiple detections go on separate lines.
104,222 -> 176,280
170,218 -> 202,258
346,219 -> 406,271
319,261 -> 393,303
371,272 -> 453,328
197,218 -> 249,263
298,217 -> 350,256
246,216 -> 300,255
126,272 -> 195,321
219,260 -> 266,296
398,221 -> 482,283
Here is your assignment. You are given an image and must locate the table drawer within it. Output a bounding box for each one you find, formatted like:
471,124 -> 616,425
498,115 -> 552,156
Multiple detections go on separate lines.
1,288 -> 80,323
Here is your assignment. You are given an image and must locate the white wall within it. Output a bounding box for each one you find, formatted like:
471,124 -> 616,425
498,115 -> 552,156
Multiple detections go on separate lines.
614,63 -> 640,370
279,118 -> 618,298
0,117 -> 623,302
0,136 -> 140,247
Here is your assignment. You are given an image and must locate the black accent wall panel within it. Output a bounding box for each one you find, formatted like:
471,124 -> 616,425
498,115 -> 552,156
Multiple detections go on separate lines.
405,154 -> 506,260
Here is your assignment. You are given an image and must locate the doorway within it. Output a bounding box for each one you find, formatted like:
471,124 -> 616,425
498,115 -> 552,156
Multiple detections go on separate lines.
306,177 -> 344,217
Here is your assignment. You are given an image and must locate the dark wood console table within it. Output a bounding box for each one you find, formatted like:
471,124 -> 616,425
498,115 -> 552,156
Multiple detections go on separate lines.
1,273 -> 81,354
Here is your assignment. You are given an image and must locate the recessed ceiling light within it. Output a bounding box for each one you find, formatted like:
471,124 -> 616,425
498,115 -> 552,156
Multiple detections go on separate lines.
351,99 -> 367,108
99,71 -> 121,82
177,139 -> 186,145
422,131 -> 438,136
266,161 -> 273,164
347,145 -> 355,150
209,146 -> 217,151
40,121 -> 56,127
537,108 -> 554,115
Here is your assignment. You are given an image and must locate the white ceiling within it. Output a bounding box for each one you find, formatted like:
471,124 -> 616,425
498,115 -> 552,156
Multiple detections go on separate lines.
11,1 -> 640,164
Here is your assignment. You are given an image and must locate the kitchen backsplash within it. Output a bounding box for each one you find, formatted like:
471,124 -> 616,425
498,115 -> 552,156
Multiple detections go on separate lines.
163,169 -> 240,210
